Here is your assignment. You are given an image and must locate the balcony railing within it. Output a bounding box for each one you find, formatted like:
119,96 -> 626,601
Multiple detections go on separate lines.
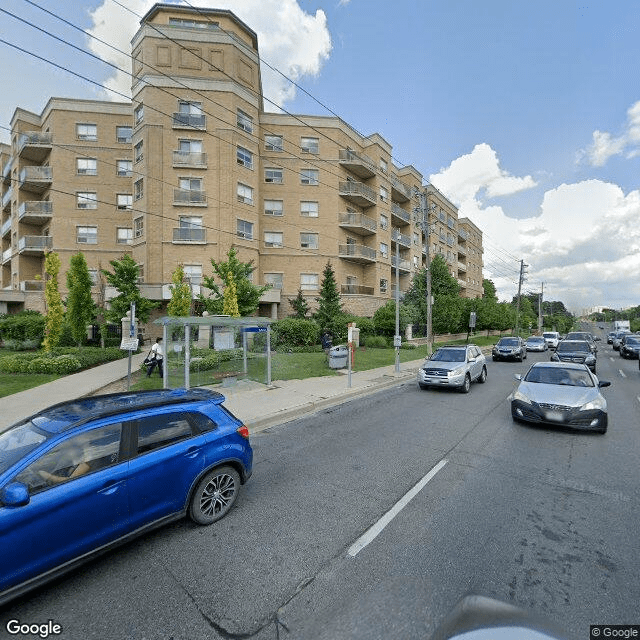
391,256 -> 411,272
389,174 -> 411,202
338,212 -> 377,236
18,235 -> 52,254
19,166 -> 52,192
2,248 -> 11,263
458,278 -> 467,288
458,228 -> 468,241
341,284 -> 374,295
457,261 -> 467,272
457,244 -> 467,256
173,188 -> 207,205
173,227 -> 206,243
338,181 -> 376,208
338,149 -> 376,179
2,188 -> 12,210
18,131 -> 52,150
390,202 -> 410,225
338,243 -> 376,263
392,229 -> 411,247
2,159 -> 11,183
18,200 -> 53,223
20,280 -> 44,292
1,218 -> 11,236
172,113 -> 206,129
172,150 -> 207,167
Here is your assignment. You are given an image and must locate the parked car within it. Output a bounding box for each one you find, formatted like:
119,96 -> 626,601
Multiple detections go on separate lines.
526,336 -> 548,352
0,388 -> 253,606
417,344 -> 487,393
551,340 -> 597,373
542,332 -> 560,349
509,362 -> 610,433
619,334 -> 640,359
492,337 -> 527,362
612,330 -> 631,351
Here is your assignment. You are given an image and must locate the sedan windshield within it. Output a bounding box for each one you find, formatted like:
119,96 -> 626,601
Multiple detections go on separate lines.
556,341 -> 590,353
524,367 -> 594,387
0,421 -> 48,476
625,337 -> 640,345
498,338 -> 519,346
431,349 -> 465,362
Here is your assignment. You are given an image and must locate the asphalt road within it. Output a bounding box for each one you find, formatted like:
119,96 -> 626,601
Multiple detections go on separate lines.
2,329 -> 639,640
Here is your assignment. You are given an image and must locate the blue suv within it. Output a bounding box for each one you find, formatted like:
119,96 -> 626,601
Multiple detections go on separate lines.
0,388 -> 252,606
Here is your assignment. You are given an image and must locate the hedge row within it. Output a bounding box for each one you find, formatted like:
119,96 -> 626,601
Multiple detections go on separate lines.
0,347 -> 125,374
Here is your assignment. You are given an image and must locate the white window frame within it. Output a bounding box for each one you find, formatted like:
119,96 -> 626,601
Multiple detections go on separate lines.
265,135 -> 283,151
183,264 -> 203,285
134,104 -> 144,125
380,214 -> 388,230
300,137 -> 319,154
77,192 -> 97,210
134,140 -> 144,163
300,201 -> 319,217
178,100 -> 202,115
380,278 -> 388,293
264,273 -> 283,289
134,179 -> 143,201
116,126 -> 132,144
300,233 -> 318,249
237,219 -> 254,240
116,160 -> 132,177
76,123 -> 97,141
300,169 -> 319,185
236,146 -> 253,169
380,185 -> 388,202
237,109 -> 253,133
76,158 -> 97,175
134,216 -> 144,238
116,227 -> 133,244
300,273 -> 319,291
380,242 -> 388,258
116,193 -> 132,210
264,232 -> 283,248
237,182 -> 254,205
264,167 -> 283,183
76,225 -> 97,244
264,200 -> 283,216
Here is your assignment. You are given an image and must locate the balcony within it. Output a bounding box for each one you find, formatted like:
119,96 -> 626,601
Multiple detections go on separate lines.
173,188 -> 207,206
338,149 -> 376,179
173,227 -> 206,243
20,280 -> 44,292
390,202 -> 411,225
1,218 -> 11,237
391,256 -> 411,273
338,212 -> 377,236
19,166 -> 52,193
457,261 -> 467,272
2,159 -> 11,184
458,228 -> 468,241
389,174 -> 411,202
18,235 -> 52,255
172,150 -> 208,167
172,113 -> 206,129
391,229 -> 411,248
457,244 -> 467,257
458,278 -> 467,288
338,243 -> 376,264
2,187 -> 12,211
2,248 -> 11,264
341,284 -> 374,295
18,131 -> 52,163
338,181 -> 376,208
18,201 -> 53,224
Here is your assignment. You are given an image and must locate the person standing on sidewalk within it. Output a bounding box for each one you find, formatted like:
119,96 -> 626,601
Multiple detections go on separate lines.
146,337 -> 164,378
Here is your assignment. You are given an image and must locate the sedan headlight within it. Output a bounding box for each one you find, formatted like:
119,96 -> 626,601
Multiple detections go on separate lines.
580,396 -> 606,411
511,389 -> 532,404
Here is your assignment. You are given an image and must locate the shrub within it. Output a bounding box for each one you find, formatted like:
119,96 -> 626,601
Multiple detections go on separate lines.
363,335 -> 389,348
0,311 -> 45,348
271,318 -> 320,348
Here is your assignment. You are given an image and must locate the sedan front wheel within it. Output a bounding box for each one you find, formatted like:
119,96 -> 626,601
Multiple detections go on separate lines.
189,466 -> 240,525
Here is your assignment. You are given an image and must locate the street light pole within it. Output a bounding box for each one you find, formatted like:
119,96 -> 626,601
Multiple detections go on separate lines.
417,187 -> 433,355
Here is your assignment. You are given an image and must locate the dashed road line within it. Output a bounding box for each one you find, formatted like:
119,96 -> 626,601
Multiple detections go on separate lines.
619,369 -> 626,378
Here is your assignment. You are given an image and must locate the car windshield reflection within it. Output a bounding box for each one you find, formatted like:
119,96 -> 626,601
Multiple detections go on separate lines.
524,366 -> 594,387
431,349 -> 465,362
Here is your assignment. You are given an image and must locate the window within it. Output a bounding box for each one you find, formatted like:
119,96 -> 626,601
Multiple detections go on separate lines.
380,158 -> 388,174
236,146 -> 253,169
117,194 -> 132,210
237,219 -> 254,240
413,256 -> 419,267
264,200 -> 283,216
264,232 -> 283,248
116,160 -> 132,177
178,101 -> 202,115
413,232 -> 419,245
237,182 -> 253,205
183,264 -> 202,285
169,17 -> 219,29
265,134 -> 283,151
380,214 -> 388,230
179,177 -> 202,191
237,109 -> 253,133
300,273 -> 319,291
76,123 -> 97,141
380,242 -> 388,258
77,192 -> 97,209
134,104 -> 144,125
134,216 -> 144,238
134,140 -> 144,163
380,278 -> 388,293
77,158 -> 97,175
179,139 -> 203,152
116,126 -> 132,143
175,101 -> 204,128
300,201 -> 318,217
380,185 -> 388,202
136,413 -> 193,455
88,269 -> 98,285
300,233 -> 318,249
117,227 -> 133,244
77,226 -> 97,244
264,273 -> 283,289
179,215 -> 203,229
300,137 -> 319,154
300,169 -> 319,185
134,179 -> 143,201
264,167 -> 283,183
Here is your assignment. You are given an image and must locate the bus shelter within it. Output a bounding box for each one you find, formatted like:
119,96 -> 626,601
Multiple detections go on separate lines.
153,315 -> 274,390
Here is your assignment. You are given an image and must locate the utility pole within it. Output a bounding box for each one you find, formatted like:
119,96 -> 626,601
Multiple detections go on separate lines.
538,282 -> 544,334
416,187 -> 433,355
515,259 -> 528,336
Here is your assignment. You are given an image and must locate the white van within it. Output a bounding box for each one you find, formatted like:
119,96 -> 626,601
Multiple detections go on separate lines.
542,331 -> 560,349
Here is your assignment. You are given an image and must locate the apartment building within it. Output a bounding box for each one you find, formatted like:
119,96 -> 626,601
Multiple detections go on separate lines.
0,3 -> 483,318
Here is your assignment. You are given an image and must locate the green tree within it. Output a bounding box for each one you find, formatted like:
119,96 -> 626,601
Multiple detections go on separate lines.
167,263 -> 192,316
373,300 -> 410,336
101,254 -> 157,323
288,288 -> 310,319
43,251 -> 65,352
313,261 -> 342,330
482,278 -> 498,302
66,252 -> 95,346
199,247 -> 269,316
222,271 -> 240,318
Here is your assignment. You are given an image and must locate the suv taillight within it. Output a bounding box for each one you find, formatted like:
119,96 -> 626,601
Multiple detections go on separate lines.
237,425 -> 250,439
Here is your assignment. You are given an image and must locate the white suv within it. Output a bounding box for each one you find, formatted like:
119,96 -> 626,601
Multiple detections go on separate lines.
417,344 -> 487,393
543,332 -> 560,349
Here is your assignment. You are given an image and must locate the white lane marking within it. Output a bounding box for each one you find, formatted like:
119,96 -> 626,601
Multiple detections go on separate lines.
347,458 -> 448,558
609,357 -> 615,362
619,369 -> 626,378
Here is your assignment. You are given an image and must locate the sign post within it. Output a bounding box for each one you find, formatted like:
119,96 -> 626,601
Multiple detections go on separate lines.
120,303 -> 138,390
467,311 -> 476,344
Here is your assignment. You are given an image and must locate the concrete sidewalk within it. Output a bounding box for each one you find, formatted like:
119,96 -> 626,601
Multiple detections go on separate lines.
0,352 -> 422,432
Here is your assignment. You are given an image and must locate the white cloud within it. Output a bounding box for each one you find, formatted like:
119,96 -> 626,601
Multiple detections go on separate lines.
87,0 -> 332,108
581,99 -> 640,166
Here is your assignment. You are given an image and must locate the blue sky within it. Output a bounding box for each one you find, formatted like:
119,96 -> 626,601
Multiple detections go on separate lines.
1,0 -> 639,312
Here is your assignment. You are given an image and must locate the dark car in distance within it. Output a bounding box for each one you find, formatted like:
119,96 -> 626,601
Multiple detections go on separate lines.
492,337 -> 527,362
551,340 -> 597,373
